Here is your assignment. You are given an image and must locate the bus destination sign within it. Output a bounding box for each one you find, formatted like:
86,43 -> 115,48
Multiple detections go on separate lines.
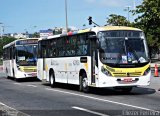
16,39 -> 38,45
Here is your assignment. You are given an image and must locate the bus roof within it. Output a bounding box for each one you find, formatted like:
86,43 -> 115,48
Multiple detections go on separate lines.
78,26 -> 142,33
3,38 -> 39,49
92,26 -> 142,32
43,26 -> 143,41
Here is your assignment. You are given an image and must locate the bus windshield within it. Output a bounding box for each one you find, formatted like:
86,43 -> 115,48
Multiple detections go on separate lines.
16,45 -> 38,66
98,30 -> 149,65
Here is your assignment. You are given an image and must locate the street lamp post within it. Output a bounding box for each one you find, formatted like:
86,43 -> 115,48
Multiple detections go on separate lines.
124,6 -> 131,22
65,0 -> 68,32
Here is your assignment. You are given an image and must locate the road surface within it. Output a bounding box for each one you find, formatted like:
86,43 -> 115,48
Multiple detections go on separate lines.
0,71 -> 160,116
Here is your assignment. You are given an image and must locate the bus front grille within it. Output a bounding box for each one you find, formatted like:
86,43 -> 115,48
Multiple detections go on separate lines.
113,72 -> 142,77
23,69 -> 37,72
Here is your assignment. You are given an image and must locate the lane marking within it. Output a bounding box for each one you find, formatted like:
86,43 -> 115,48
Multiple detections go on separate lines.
0,102 -> 30,116
13,83 -> 22,85
45,88 -> 160,113
72,106 -> 109,116
13,83 -> 37,88
27,85 -> 37,88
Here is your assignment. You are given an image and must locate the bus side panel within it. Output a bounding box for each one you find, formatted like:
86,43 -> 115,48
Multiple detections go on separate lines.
46,57 -> 92,85
67,57 -> 77,84
3,60 -> 12,77
37,59 -> 44,80
3,60 -> 8,76
48,58 -> 68,84
75,56 -> 92,85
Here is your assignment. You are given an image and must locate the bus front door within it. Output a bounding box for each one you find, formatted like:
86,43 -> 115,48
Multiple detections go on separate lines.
91,39 -> 98,85
42,46 -> 47,81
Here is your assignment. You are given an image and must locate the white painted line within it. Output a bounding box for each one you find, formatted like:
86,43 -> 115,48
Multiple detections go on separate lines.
0,102 -> 29,116
13,83 -> 22,85
72,106 -> 109,116
45,88 -> 160,114
27,85 -> 37,88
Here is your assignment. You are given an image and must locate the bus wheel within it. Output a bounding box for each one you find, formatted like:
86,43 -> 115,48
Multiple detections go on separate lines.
50,73 -> 55,88
14,78 -> 20,82
80,74 -> 89,93
7,76 -> 10,79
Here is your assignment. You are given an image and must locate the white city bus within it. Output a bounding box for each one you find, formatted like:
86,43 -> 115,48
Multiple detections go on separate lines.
37,26 -> 150,92
3,38 -> 38,80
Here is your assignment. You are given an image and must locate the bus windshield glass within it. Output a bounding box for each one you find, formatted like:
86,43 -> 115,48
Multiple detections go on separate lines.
98,30 -> 149,65
16,45 -> 38,66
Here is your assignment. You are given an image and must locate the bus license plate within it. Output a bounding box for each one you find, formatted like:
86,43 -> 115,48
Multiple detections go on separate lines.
32,73 -> 37,77
123,78 -> 132,82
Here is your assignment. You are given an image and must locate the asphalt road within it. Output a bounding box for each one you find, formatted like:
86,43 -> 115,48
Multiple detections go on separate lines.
0,72 -> 160,116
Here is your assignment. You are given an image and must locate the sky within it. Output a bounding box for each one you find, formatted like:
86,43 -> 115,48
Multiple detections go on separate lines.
0,0 -> 142,34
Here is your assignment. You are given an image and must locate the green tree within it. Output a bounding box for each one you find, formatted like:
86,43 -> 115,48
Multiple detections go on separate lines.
32,32 -> 40,38
0,37 -> 16,58
132,0 -> 160,57
106,14 -> 131,26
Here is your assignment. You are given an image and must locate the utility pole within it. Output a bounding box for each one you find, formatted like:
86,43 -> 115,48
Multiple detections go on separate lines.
65,0 -> 68,32
0,23 -> 3,39
133,0 -> 136,20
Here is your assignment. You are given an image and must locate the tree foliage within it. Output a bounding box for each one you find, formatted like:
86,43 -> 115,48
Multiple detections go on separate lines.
132,0 -> 160,49
0,37 -> 16,58
106,14 -> 131,26
32,32 -> 40,38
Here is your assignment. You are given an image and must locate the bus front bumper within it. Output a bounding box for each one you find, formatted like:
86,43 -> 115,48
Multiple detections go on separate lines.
15,71 -> 37,78
97,71 -> 151,88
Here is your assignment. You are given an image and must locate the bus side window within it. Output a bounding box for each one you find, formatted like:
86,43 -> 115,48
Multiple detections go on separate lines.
77,34 -> 88,56
49,39 -> 57,57
41,41 -> 47,58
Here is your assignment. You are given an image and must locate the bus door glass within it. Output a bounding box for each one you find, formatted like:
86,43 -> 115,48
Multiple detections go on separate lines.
89,32 -> 98,84
42,41 -> 48,80
10,46 -> 15,77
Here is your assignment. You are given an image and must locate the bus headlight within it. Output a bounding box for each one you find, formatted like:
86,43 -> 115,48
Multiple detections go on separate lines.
101,66 -> 112,76
143,67 -> 150,75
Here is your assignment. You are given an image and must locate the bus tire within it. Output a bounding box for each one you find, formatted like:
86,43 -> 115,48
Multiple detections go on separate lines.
15,78 -> 20,82
7,76 -> 10,79
12,69 -> 15,78
79,76 -> 83,92
50,72 -> 55,88
80,73 -> 89,93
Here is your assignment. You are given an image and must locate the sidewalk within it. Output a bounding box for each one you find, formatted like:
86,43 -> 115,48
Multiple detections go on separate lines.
150,60 -> 160,91
151,60 -> 160,67
150,76 -> 160,91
